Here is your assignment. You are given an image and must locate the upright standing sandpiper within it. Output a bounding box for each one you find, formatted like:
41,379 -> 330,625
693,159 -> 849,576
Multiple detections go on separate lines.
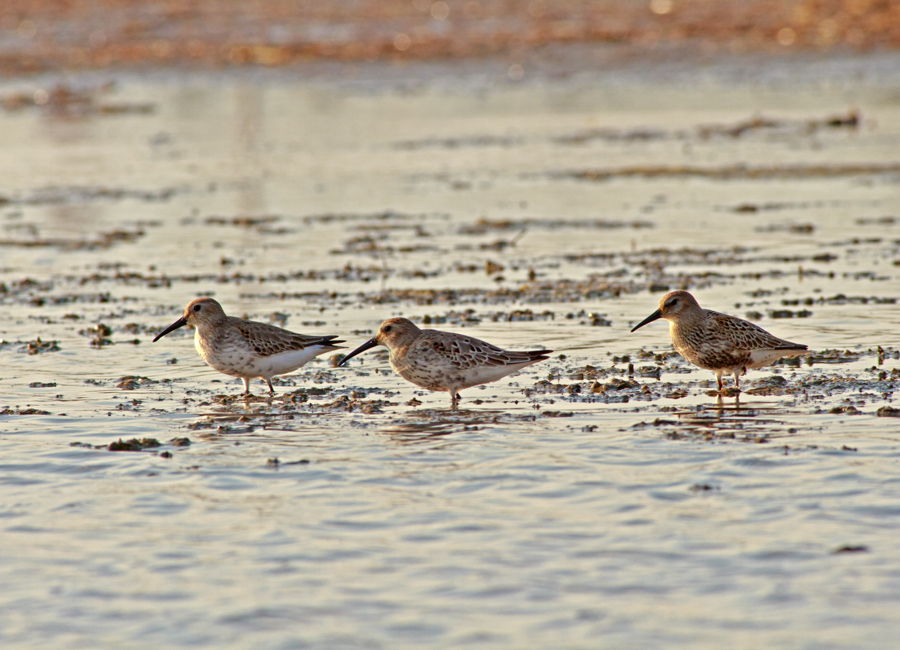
631,290 -> 808,392
153,297 -> 344,394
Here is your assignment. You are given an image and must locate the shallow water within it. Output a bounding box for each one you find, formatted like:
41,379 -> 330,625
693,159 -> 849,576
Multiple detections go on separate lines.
1,52 -> 900,648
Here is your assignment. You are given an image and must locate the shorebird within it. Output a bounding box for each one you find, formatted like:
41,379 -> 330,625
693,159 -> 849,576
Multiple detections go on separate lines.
339,317 -> 551,407
153,297 -> 344,394
631,290 -> 808,392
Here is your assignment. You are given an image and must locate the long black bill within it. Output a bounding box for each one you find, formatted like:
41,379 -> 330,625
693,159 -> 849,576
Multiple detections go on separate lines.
630,309 -> 662,333
338,338 -> 379,366
153,316 -> 188,342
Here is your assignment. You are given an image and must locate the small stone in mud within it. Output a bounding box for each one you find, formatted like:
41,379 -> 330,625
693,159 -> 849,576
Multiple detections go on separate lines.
159,451 -> 173,458
832,545 -> 868,554
744,375 -> 789,395
0,407 -> 51,415
592,378 -> 635,394
876,406 -> 900,418
108,437 -> 162,451
406,397 -> 422,406
812,253 -> 838,262
25,338 -> 60,355
169,437 -> 191,446
29,382 -> 57,388
690,483 -> 719,491
117,376 -> 155,390
637,366 -> 662,379
770,309 -> 800,318
267,458 -> 280,467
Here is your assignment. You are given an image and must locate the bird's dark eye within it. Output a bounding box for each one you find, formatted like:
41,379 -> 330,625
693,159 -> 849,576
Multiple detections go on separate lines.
668,298 -> 678,307
193,304 -> 202,312
383,325 -> 392,332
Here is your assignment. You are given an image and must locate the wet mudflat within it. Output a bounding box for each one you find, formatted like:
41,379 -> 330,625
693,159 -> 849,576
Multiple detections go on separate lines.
1,50 -> 900,648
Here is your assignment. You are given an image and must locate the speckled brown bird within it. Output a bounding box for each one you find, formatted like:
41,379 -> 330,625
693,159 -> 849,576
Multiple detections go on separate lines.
339,317 -> 551,407
631,290 -> 808,391
153,297 -> 344,394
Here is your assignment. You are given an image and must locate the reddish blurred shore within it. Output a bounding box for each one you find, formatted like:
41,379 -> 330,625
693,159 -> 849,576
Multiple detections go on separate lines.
1,0 -> 898,75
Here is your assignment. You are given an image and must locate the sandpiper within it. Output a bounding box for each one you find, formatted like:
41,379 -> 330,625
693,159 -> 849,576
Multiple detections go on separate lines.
631,290 -> 808,392
153,297 -> 344,394
339,317 -> 551,407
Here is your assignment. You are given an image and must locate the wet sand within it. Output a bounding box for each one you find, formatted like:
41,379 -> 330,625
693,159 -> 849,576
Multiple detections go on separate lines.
3,0 -> 900,75
1,9 -> 900,649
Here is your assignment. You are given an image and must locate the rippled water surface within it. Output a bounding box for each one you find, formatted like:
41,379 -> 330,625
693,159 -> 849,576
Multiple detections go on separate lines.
2,53 -> 900,648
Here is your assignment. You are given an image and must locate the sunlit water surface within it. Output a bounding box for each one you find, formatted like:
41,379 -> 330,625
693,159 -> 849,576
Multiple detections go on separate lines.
1,52 -> 900,648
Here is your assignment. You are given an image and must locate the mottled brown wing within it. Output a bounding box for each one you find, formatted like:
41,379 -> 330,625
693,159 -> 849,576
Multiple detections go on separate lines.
235,321 -> 344,357
709,312 -> 806,351
427,333 -> 550,370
